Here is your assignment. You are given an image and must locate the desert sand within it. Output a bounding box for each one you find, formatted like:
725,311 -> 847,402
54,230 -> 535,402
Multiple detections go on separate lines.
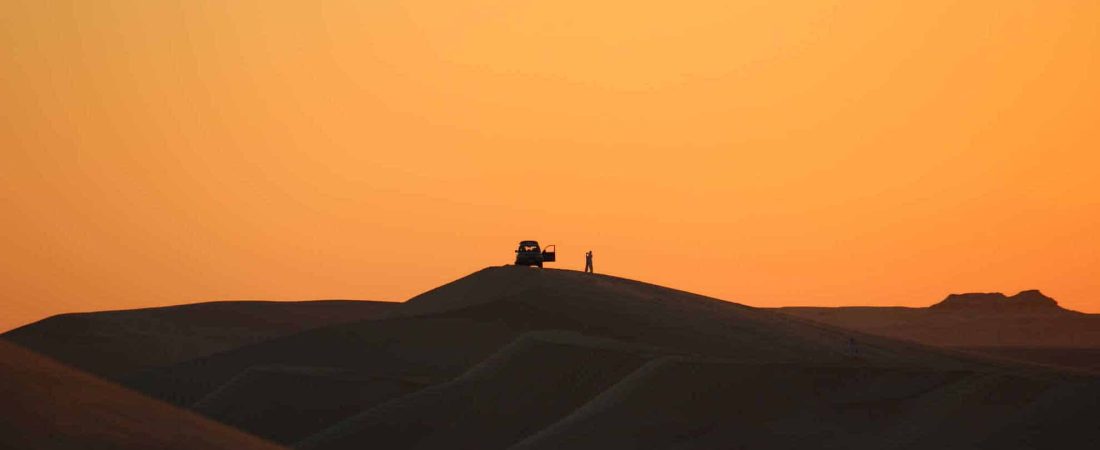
5,267 -> 1098,449
3,300 -> 395,380
0,340 -> 281,450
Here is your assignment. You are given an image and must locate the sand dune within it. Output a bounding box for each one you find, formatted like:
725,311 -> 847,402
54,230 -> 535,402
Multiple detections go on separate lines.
126,305 -> 529,408
3,300 -> 395,380
9,267 -> 1098,449
0,340 -> 281,450
126,268 -> 1002,414
509,358 -> 1079,450
299,331 -> 651,450
979,379 -> 1100,449
395,267 -> 997,369
193,365 -> 427,443
958,347 -> 1100,373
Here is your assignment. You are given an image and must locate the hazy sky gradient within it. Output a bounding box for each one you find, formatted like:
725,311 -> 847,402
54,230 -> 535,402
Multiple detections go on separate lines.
3,1 -> 1098,331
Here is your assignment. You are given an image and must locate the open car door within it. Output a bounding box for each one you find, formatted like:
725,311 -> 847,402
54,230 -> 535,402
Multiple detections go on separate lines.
541,245 -> 556,262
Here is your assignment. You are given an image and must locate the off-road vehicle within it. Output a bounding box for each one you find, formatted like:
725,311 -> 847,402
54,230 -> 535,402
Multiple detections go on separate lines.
514,240 -> 555,268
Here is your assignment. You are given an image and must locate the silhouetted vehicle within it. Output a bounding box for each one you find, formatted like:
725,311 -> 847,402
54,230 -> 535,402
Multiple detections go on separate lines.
515,240 -> 555,268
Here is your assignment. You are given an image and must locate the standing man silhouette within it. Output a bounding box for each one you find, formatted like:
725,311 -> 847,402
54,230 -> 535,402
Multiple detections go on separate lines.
584,250 -> 593,273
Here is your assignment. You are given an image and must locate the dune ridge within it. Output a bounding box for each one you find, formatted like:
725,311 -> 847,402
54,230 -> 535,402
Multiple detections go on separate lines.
6,267 -> 1098,449
0,340 -> 282,450
2,300 -> 395,380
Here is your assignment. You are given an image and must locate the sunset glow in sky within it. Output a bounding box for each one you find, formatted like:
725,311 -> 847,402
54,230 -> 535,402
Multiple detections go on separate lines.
3,1 -> 1099,331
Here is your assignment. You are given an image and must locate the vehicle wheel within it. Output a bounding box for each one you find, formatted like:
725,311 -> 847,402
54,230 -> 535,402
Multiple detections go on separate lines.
537,262 -> 543,268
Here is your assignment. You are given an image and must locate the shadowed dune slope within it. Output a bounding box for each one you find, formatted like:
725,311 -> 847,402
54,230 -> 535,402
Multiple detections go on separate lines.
2,300 -> 395,380
0,340 -> 282,450
24,267 -> 1100,449
125,306 -> 536,408
509,358 -> 1093,450
392,267 -> 1001,370
299,331 -> 652,450
979,379 -> 1100,449
126,268 -> 1006,413
958,347 -> 1100,373
192,366 -> 427,444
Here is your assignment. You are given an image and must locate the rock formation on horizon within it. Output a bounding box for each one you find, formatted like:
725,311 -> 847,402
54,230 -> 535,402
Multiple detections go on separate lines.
930,289 -> 1062,313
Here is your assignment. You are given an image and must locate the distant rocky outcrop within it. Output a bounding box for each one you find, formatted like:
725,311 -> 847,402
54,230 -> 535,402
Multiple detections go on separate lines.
930,290 -> 1063,313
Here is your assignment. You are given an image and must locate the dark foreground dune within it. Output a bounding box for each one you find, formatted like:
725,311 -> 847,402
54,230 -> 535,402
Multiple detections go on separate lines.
508,359 -> 1099,450
0,340 -> 281,450
298,331 -> 653,450
192,365 -> 429,443
6,267 -> 1100,449
3,300 -> 395,380
960,347 -> 1100,373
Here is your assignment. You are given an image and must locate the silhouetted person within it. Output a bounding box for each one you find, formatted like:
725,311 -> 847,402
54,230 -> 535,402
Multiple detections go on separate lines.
584,250 -> 593,273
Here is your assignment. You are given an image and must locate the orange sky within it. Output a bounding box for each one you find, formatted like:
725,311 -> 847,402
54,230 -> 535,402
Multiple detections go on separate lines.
3,1 -> 1099,331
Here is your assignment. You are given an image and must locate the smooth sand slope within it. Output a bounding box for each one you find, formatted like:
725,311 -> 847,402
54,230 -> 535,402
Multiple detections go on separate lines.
508,359 -> 1094,450
193,365 -> 428,443
11,267 -> 1100,449
93,267 -> 1097,449
961,347 -> 1100,373
3,300 -> 395,380
299,331 -> 653,450
0,340 -> 281,450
